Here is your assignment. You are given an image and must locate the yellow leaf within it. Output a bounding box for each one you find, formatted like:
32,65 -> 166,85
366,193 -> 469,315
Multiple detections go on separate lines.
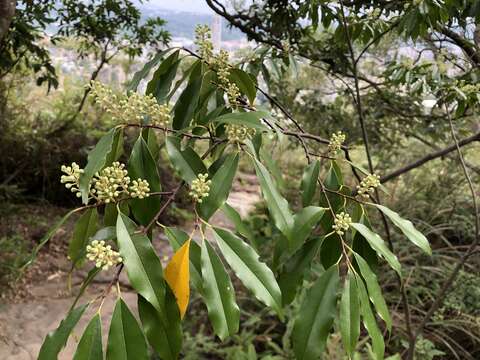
164,239 -> 190,319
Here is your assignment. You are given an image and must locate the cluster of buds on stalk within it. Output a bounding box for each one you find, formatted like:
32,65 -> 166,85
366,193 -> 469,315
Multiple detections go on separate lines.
60,162 -> 84,198
86,240 -> 122,270
189,173 -> 211,203
194,25 -> 241,107
327,131 -> 346,157
356,174 -> 381,199
89,81 -> 171,127
333,212 -> 352,236
195,25 -> 214,63
225,124 -> 256,143
60,162 -> 150,204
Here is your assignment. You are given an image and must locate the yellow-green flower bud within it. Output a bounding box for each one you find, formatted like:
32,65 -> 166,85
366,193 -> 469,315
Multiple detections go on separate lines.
60,162 -> 84,198
332,211 -> 352,236
91,162 -> 130,204
86,240 -> 122,270
129,178 -> 150,199
356,174 -> 381,199
189,173 -> 212,203
327,131 -> 346,157
226,124 -> 256,143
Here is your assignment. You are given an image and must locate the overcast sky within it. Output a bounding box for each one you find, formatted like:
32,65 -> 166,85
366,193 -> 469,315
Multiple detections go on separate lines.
149,0 -> 213,14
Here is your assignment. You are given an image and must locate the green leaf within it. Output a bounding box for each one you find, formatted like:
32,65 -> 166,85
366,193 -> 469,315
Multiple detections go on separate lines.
198,153 -> 239,220
220,203 -> 258,249
91,226 -> 116,242
73,314 -> 103,360
105,128 -> 124,166
104,202 -> 129,227
228,68 -> 257,105
355,274 -> 385,360
213,227 -> 283,316
38,304 -> 88,360
68,208 -> 98,264
79,128 -> 117,204
172,75 -> 203,130
325,160 -> 343,191
351,223 -> 401,276
165,227 -> 203,292
128,135 -> 162,226
290,206 -> 326,254
106,298 -> 149,360
146,50 -> 180,104
138,293 -> 182,360
127,49 -> 170,92
214,111 -> 269,131
142,128 -> 160,161
165,136 -> 207,184
320,233 -> 342,268
253,158 -> 293,238
200,239 -> 240,340
373,204 -> 431,255
301,160 -> 320,207
116,213 -> 166,313
292,266 -> 339,360
260,149 -> 285,190
278,236 -> 323,305
353,253 -> 392,331
339,272 -> 360,357
21,208 -> 77,271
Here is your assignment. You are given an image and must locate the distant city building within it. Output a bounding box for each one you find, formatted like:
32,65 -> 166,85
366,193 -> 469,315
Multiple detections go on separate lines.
212,15 -> 222,50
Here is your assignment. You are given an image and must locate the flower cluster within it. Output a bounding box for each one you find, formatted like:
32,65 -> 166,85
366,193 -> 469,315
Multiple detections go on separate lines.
327,131 -> 346,157
195,25 -> 214,63
226,124 -> 256,143
333,212 -> 352,236
61,161 -> 151,204
130,179 -> 150,199
214,50 -> 240,107
91,162 -> 131,203
86,240 -> 122,270
356,174 -> 381,199
89,81 -> 171,126
194,25 -> 241,107
189,173 -> 211,203
60,162 -> 84,198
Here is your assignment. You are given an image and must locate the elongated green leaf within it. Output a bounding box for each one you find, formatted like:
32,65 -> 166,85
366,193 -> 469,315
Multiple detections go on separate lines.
213,227 -> 283,316
79,128 -> 117,204
106,298 -> 148,360
201,239 -> 240,340
172,76 -> 203,130
105,128 -> 124,166
166,59 -> 200,102
229,68 -> 257,105
73,314 -> 103,360
38,304 -> 88,360
253,158 -> 293,238
354,253 -> 392,331
339,272 -> 360,357
116,213 -> 166,313
127,49 -> 170,92
21,208 -> 77,271
104,202 -> 129,227
68,208 -> 98,264
146,50 -> 180,104
292,266 -> 339,360
301,160 -> 320,207
220,203 -> 258,249
351,223 -> 401,275
278,236 -> 323,305
373,204 -> 431,255
260,148 -> 285,190
128,135 -> 162,225
165,227 -> 203,292
355,274 -> 385,360
214,111 -> 269,131
138,293 -> 182,360
198,153 -> 239,220
165,136 -> 207,184
142,128 -> 160,161
291,206 -> 326,253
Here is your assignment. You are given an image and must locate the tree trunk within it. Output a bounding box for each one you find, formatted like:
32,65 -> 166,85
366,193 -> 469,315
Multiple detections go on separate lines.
0,0 -> 15,41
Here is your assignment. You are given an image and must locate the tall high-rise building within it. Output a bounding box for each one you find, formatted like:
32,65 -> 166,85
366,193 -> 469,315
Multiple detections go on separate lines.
212,14 -> 222,50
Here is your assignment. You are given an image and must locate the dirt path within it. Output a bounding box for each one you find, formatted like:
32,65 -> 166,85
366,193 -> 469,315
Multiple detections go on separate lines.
0,174 -> 260,360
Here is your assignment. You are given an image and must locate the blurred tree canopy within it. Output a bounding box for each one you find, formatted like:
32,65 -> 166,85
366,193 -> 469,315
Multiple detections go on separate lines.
0,0 -> 170,91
